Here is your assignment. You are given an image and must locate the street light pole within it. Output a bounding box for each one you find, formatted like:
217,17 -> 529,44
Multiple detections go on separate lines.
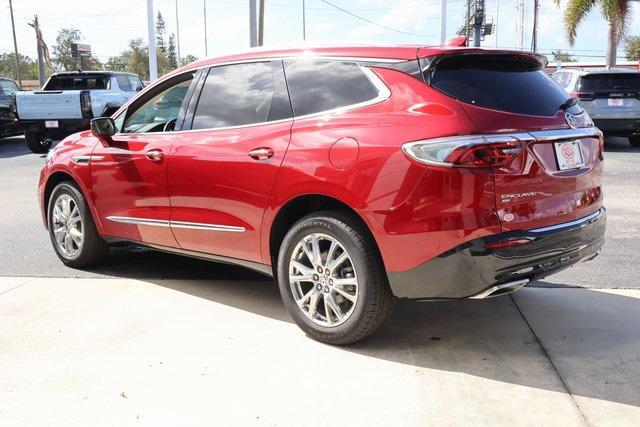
204,0 -> 208,56
175,0 -> 181,65
249,0 -> 257,47
302,0 -> 306,41
8,0 -> 21,87
147,0 -> 158,80
440,0 -> 446,46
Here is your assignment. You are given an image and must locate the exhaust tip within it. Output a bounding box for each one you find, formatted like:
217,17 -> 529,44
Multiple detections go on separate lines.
469,279 -> 529,299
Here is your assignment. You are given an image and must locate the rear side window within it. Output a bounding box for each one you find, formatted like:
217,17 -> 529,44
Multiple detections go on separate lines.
44,75 -> 110,90
578,73 -> 640,92
191,61 -> 292,129
284,60 -> 379,117
428,54 -> 570,116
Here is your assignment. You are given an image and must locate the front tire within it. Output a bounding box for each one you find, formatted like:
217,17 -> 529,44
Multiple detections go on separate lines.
25,130 -> 52,153
48,182 -> 109,268
629,135 -> 640,148
277,211 -> 394,345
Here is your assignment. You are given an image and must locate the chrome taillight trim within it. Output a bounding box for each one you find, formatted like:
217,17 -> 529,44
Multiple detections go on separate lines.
401,133 -> 533,167
402,127 -> 602,167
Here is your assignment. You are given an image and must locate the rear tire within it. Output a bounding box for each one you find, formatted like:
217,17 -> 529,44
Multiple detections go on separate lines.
25,130 -> 52,153
48,182 -> 109,268
629,136 -> 640,148
277,211 -> 395,345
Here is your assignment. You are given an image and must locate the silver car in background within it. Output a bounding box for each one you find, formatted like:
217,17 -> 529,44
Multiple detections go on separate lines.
552,68 -> 640,147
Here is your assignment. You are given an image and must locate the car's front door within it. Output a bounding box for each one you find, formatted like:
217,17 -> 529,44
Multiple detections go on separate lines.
90,71 -> 198,247
167,61 -> 293,263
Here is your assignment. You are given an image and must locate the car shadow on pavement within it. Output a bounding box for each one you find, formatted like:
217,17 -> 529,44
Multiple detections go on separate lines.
0,136 -> 32,159
139,268 -> 640,410
604,136 -> 640,153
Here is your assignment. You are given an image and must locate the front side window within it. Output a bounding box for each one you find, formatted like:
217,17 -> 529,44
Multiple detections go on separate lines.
122,74 -> 194,133
284,60 -> 379,117
191,61 -> 291,129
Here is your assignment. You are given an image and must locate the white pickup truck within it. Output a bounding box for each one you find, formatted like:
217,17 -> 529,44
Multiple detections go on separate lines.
14,71 -> 143,152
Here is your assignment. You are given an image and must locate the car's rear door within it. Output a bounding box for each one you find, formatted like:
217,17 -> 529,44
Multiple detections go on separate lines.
90,70 -> 198,247
167,60 -> 293,264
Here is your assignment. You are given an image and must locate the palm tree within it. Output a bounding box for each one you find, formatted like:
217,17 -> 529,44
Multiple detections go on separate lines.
556,0 -> 635,67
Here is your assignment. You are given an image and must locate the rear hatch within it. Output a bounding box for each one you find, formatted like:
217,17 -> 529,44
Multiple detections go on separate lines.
575,72 -> 640,119
15,91 -> 83,120
425,52 -> 604,231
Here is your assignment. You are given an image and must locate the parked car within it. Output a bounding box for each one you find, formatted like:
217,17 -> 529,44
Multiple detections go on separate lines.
552,68 -> 640,146
39,46 -> 605,344
0,77 -> 21,138
14,71 -> 143,153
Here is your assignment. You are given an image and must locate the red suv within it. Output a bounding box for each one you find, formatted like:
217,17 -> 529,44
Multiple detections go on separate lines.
39,46 -> 606,344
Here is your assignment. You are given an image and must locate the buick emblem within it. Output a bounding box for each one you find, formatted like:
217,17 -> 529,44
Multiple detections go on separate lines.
565,112 -> 578,129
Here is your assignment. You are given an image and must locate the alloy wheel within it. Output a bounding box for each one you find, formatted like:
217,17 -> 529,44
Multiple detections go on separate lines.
289,233 -> 359,327
52,194 -> 83,258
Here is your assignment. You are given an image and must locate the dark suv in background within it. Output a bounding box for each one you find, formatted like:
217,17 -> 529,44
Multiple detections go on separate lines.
553,68 -> 640,146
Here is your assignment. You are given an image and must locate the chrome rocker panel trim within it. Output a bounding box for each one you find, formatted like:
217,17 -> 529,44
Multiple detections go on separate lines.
106,216 -> 246,232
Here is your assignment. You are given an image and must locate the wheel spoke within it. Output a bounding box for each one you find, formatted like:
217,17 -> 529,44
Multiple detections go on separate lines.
56,230 -> 66,246
64,234 -> 74,253
290,273 -> 313,283
333,286 -> 357,303
301,240 -> 314,265
324,241 -> 337,267
69,228 -> 82,245
296,288 -> 316,308
291,260 -> 313,277
325,294 -> 344,322
310,234 -> 321,265
324,297 -> 333,325
327,251 -> 348,272
307,292 -> 320,319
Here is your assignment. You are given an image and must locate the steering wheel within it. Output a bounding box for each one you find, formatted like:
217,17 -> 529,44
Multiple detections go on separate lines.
163,118 -> 177,133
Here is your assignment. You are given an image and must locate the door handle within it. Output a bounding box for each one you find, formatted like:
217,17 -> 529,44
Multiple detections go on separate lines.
145,149 -> 164,162
248,147 -> 274,160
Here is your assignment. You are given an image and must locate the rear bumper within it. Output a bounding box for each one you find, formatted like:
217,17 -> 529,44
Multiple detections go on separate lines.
592,118 -> 640,136
20,119 -> 91,140
387,208 -> 606,300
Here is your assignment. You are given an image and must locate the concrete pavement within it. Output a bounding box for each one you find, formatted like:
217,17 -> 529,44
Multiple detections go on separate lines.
1,276 -> 638,426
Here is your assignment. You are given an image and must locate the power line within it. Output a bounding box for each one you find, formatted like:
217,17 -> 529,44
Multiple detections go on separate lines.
316,0 -> 433,38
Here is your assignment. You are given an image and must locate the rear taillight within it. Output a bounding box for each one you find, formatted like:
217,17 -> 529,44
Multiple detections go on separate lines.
9,94 -> 17,117
402,134 -> 531,168
80,90 -> 92,118
573,91 -> 594,101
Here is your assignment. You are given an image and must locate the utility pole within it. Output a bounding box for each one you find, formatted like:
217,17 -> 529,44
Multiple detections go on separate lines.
146,0 -> 158,80
531,0 -> 539,52
175,0 -> 181,65
28,16 -> 46,88
9,0 -> 21,87
472,0 -> 484,47
258,0 -> 264,46
494,0 -> 499,48
203,0 -> 208,56
515,0 -> 525,50
465,0 -> 471,42
249,0 -> 257,47
440,0 -> 447,46
302,0 -> 306,41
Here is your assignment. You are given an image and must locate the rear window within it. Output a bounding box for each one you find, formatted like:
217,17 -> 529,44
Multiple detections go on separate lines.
44,75 -> 110,90
578,73 -> 640,92
428,54 -> 570,116
284,60 -> 379,117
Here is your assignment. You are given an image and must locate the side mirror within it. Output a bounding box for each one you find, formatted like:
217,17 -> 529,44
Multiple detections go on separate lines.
135,85 -> 143,92
91,117 -> 116,140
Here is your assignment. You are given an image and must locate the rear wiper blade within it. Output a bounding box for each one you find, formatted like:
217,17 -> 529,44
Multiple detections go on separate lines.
559,97 -> 579,111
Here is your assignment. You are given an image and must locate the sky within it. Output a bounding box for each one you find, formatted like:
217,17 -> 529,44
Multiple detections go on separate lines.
1,0 -> 639,65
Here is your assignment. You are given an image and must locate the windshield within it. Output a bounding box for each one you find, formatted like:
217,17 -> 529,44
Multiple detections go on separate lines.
578,73 -> 640,92
428,54 -> 570,116
44,75 -> 110,90
0,80 -> 19,102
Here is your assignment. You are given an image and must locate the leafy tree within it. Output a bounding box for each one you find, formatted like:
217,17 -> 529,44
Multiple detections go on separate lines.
180,55 -> 198,67
156,12 -> 167,54
555,0 -> 635,67
0,52 -> 39,81
52,28 -> 103,71
168,34 -> 178,69
552,50 -> 577,62
625,35 -> 640,60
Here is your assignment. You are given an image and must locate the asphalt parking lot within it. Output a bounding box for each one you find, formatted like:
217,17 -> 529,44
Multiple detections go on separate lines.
1,135 -> 639,426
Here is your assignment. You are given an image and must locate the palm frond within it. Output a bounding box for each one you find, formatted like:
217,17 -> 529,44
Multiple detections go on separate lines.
564,0 -> 598,46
